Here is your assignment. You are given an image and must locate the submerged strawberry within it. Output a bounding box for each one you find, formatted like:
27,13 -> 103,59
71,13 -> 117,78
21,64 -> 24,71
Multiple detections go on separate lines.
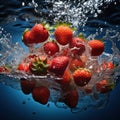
64,90 -> 79,108
88,40 -> 104,56
18,62 -> 30,73
70,37 -> 85,56
73,68 -> 92,87
44,41 -> 59,56
29,24 -> 49,44
102,61 -> 114,70
0,66 -> 10,73
49,56 -> 69,76
20,78 -> 36,94
69,58 -> 85,72
55,70 -> 71,86
54,25 -> 73,45
96,80 -> 114,93
32,86 -> 50,105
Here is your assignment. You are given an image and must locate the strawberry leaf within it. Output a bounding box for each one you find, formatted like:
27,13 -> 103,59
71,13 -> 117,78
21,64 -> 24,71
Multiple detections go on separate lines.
77,33 -> 85,39
54,21 -> 76,31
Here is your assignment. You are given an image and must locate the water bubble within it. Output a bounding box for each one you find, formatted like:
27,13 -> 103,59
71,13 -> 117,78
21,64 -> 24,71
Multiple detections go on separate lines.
22,2 -> 25,6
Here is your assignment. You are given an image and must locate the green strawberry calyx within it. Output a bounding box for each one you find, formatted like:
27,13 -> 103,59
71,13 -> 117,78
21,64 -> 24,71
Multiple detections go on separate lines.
53,21 -> 76,31
30,57 -> 49,76
77,33 -> 85,39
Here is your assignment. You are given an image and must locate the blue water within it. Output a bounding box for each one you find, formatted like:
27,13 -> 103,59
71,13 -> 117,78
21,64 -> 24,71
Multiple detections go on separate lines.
0,0 -> 120,120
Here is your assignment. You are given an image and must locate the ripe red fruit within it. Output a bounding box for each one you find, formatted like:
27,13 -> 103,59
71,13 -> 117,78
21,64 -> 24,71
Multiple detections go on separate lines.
69,58 -> 85,72
64,90 -> 79,108
88,40 -> 104,56
44,41 -> 59,56
32,86 -> 50,105
54,25 -> 73,45
60,48 -> 69,56
55,70 -> 71,86
70,37 -> 85,56
29,24 -> 49,43
0,66 -> 4,73
73,68 -> 92,87
18,62 -> 30,73
20,78 -> 36,94
96,80 -> 114,93
0,66 -> 10,73
49,56 -> 69,76
22,30 -> 32,46
102,61 -> 114,70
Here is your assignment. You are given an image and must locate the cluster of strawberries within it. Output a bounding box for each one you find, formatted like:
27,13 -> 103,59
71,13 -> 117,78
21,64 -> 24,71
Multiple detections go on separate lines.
0,22 -> 115,108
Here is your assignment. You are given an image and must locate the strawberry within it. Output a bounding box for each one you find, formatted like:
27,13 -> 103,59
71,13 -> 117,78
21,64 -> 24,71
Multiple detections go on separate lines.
0,66 -> 10,73
29,24 -> 49,44
49,56 -> 69,76
60,48 -> 69,56
27,54 -> 38,61
32,86 -> 50,105
44,41 -> 59,56
0,66 -> 4,73
18,62 -> 30,73
69,37 -> 85,56
20,78 -> 36,94
73,68 -> 92,87
55,70 -> 71,86
96,80 -> 114,93
54,25 -> 73,45
29,57 -> 49,76
64,90 -> 79,108
88,40 -> 104,56
102,61 -> 114,70
22,29 -> 32,46
69,58 -> 85,72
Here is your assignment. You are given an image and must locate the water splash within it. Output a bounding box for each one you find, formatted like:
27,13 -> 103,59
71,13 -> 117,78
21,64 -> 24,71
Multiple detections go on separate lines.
0,0 -> 120,112
26,0 -> 117,27
0,26 -> 120,112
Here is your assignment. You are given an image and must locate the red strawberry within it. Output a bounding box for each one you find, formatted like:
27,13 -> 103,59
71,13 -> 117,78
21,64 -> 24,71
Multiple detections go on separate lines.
69,58 -> 85,72
49,56 -> 69,76
44,41 -> 59,56
29,24 -> 49,44
88,40 -> 104,56
102,61 -> 114,70
60,48 -> 69,56
64,90 -> 79,108
0,66 -> 4,73
0,66 -> 10,73
96,80 -> 114,93
22,29 -> 32,46
70,37 -> 85,56
27,54 -> 38,61
20,78 -> 36,94
73,68 -> 92,87
18,62 -> 30,73
54,25 -> 73,45
55,70 -> 71,86
32,86 -> 50,105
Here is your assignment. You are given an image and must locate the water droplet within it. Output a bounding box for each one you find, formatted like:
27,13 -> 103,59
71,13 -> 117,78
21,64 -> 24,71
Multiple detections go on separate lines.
22,2 -> 25,6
